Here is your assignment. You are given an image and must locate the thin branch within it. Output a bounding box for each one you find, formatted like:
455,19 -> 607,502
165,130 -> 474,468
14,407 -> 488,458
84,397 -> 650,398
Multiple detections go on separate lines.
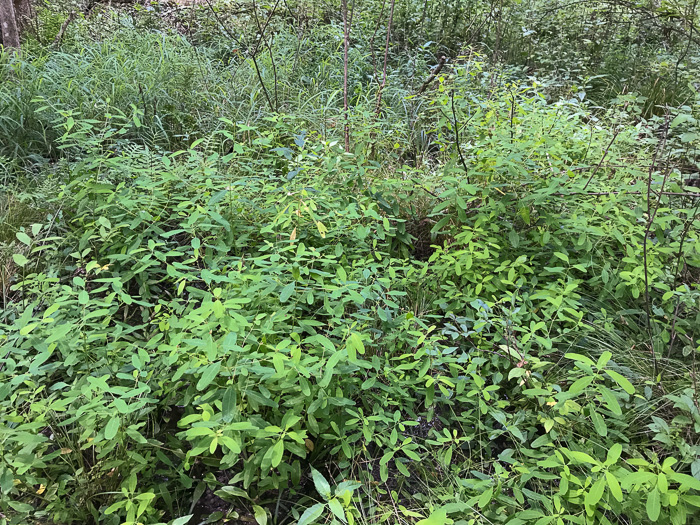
374,0 -> 396,118
410,178 -> 444,200
581,127 -> 621,191
342,0 -> 351,152
262,31 -> 279,109
251,0 -> 281,56
52,11 -> 76,48
203,0 -> 244,46
555,191 -> 700,198
368,0 -> 388,84
249,0 -> 281,112
643,113 -> 671,379
674,0 -> 697,85
416,55 -> 446,95
509,89 -> 516,144
450,90 -> 470,183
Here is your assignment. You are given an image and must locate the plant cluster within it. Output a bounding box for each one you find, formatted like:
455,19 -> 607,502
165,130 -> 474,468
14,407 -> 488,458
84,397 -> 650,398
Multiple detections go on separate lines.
0,1 -> 699,524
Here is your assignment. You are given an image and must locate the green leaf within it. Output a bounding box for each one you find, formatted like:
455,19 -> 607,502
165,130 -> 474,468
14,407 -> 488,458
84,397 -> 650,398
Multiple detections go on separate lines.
279,282 -> 295,303
105,417 -> 120,440
346,332 -> 365,362
297,503 -> 325,525
509,229 -> 520,248
104,500 -> 125,515
669,473 -> 700,491
270,440 -> 284,468
12,253 -> 28,267
531,434 -> 551,448
478,487 -> 493,509
311,467 -> 332,500
216,486 -> 249,500
590,406 -> 607,437
599,387 -> 622,415
222,387 -> 236,423
253,505 -> 267,525
621,471 -> 656,490
395,459 -> 410,476
7,501 -> 34,513
16,232 -> 31,246
658,473 -> 668,493
327,498 -> 346,523
568,375 -> 594,394
606,472 -> 623,502
228,422 -> 256,431
567,450 -> 598,465
171,516 -> 193,525
605,443 -> 622,466
597,351 -> 612,369
416,507 -> 451,525
554,252 -> 569,263
0,468 -> 13,494
647,487 -> 660,522
685,495 -> 700,507
197,361 -> 221,391
564,353 -> 596,366
670,113 -> 692,128
604,369 -> 635,394
585,476 -> 606,506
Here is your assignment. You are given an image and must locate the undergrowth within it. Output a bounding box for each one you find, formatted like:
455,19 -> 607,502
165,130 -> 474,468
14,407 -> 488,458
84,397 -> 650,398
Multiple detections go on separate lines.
1,1 -> 700,525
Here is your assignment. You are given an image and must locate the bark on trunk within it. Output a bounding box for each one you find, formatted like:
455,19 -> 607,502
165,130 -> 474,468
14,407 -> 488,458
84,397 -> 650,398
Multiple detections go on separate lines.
12,0 -> 29,29
0,0 -> 21,49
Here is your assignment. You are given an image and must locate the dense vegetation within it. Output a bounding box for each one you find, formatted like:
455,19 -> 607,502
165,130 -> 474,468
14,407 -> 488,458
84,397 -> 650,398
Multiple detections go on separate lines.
1,0 -> 700,523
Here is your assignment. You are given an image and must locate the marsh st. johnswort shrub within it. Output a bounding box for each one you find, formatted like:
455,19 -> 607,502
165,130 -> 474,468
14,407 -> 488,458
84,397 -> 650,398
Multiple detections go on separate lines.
1,3 -> 700,524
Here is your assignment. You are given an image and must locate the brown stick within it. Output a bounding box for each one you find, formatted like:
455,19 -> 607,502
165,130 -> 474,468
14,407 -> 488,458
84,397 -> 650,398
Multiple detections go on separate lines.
368,0 -> 387,85
450,90 -> 470,183
342,0 -> 351,152
416,55 -> 446,95
581,127 -> 621,191
52,11 -> 76,48
642,113 -> 671,378
555,191 -> 700,198
374,0 -> 396,118
249,0 -> 280,112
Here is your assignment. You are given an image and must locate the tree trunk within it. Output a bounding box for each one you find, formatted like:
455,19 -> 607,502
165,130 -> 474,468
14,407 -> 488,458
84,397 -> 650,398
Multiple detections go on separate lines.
0,0 -> 20,48
12,0 -> 29,29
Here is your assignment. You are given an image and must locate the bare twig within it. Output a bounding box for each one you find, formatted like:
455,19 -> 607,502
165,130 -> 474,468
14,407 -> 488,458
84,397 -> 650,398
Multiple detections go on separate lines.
410,178 -> 444,200
509,89 -> 516,144
555,190 -> 700,198
416,55 -> 446,95
374,0 -> 396,118
642,113 -> 671,379
674,0 -> 697,85
369,0 -> 388,84
581,127 -> 621,191
450,90 -> 470,183
342,0 -> 351,151
52,11 -> 76,48
249,0 -> 281,112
